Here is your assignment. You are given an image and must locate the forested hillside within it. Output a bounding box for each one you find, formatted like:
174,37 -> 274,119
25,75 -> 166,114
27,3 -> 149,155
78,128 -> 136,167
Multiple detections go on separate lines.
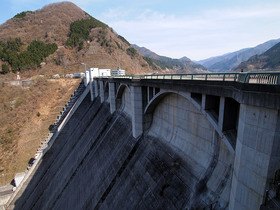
198,39 -> 280,72
133,44 -> 207,73
236,42 -> 280,71
0,38 -> 57,73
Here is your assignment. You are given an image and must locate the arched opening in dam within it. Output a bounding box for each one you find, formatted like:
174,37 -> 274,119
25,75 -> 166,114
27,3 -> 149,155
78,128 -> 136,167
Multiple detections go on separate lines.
117,88 -> 235,208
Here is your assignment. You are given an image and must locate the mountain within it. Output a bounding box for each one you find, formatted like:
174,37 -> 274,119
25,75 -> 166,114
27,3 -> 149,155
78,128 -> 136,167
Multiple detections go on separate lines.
198,39 -> 280,72
180,56 -> 191,62
132,45 -> 160,60
236,42 -> 280,71
0,1 -> 156,187
0,2 -> 153,75
0,2 -> 87,45
132,44 -> 208,73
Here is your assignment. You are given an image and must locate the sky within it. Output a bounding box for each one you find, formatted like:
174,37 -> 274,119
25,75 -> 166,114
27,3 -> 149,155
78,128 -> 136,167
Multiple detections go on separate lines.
1,0 -> 280,60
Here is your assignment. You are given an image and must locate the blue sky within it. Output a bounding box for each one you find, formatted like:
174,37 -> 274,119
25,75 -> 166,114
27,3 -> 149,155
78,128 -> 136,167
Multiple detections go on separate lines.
1,0 -> 280,60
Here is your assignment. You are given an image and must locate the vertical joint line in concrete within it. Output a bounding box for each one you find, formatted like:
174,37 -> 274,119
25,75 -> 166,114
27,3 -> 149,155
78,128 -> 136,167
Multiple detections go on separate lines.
202,94 -> 206,111
218,97 -> 225,131
109,82 -> 116,114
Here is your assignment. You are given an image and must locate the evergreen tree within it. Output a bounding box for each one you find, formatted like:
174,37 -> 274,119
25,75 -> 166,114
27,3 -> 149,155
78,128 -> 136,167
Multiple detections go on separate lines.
66,18 -> 108,48
0,38 -> 57,71
1,64 -> 9,74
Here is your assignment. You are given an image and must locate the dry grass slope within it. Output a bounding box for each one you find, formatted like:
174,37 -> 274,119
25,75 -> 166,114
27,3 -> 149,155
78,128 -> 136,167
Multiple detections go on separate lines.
0,0 -> 183,187
0,78 -> 80,185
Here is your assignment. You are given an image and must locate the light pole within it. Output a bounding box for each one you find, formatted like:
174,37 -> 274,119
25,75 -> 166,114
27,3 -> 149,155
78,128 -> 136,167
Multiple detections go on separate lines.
81,63 -> 93,102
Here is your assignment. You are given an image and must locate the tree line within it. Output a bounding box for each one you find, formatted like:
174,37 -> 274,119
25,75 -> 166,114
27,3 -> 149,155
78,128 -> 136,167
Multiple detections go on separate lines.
66,17 -> 108,48
0,38 -> 57,74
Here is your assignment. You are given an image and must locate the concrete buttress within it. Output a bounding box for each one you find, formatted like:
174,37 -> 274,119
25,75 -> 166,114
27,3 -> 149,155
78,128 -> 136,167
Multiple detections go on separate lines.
229,104 -> 280,209
109,82 -> 116,114
131,85 -> 143,138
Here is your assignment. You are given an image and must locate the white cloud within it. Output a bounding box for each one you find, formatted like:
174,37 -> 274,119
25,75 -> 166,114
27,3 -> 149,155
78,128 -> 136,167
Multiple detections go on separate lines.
102,5 -> 280,60
100,7 -> 132,20
5,0 -> 280,60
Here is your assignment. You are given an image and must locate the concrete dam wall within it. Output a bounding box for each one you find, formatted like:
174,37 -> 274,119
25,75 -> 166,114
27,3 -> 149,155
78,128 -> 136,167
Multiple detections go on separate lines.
9,84 -> 235,209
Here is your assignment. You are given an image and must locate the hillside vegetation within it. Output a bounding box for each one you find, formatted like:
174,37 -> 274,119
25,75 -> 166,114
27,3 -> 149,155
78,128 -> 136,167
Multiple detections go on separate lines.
0,38 -> 57,73
133,44 -> 207,73
0,1 -> 154,186
236,42 -> 280,71
0,78 -> 80,185
66,17 -> 107,48
0,2 -> 88,44
0,1 -> 215,186
0,2 -> 152,75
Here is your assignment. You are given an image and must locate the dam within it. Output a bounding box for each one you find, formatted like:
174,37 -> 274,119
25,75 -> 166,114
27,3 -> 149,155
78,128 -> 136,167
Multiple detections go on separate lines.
6,72 -> 280,209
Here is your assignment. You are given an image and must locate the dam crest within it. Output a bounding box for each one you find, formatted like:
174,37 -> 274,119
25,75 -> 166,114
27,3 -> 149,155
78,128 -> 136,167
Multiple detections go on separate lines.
7,72 -> 280,209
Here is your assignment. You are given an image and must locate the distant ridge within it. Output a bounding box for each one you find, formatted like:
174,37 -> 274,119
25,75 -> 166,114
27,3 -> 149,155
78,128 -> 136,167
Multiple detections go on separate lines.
236,41 -> 280,71
132,44 -> 207,73
198,39 -> 280,72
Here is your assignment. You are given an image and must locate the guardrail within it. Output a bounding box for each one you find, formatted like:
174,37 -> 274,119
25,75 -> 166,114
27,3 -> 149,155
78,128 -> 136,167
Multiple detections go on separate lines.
96,72 -> 280,85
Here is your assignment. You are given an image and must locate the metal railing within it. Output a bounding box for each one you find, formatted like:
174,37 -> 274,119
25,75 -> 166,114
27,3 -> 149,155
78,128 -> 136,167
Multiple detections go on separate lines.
97,72 -> 280,85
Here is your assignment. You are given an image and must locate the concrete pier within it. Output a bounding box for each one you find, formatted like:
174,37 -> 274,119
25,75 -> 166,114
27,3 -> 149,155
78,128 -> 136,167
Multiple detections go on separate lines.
230,104 -> 280,209
109,82 -> 116,114
131,85 -> 143,138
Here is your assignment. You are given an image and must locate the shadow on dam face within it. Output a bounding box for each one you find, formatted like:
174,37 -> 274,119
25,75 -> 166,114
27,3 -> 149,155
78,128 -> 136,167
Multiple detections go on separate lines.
12,92 -> 233,210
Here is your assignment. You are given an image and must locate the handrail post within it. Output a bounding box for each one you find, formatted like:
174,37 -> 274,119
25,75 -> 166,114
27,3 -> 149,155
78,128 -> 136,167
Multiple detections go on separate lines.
245,73 -> 250,83
100,72 -> 280,85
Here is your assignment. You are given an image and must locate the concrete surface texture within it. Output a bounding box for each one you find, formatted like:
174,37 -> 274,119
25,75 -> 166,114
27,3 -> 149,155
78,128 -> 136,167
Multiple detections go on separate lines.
8,76 -> 280,210
121,86 -> 132,116
8,87 -> 236,209
148,93 -> 234,208
0,185 -> 13,207
230,104 -> 280,210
